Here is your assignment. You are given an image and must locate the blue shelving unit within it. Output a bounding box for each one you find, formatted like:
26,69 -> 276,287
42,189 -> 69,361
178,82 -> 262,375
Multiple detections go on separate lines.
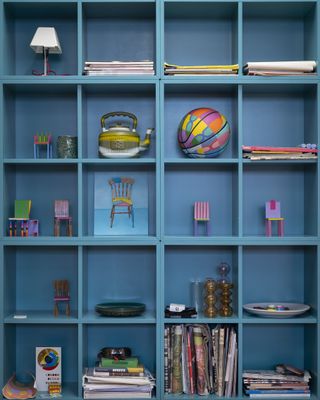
0,0 -> 319,399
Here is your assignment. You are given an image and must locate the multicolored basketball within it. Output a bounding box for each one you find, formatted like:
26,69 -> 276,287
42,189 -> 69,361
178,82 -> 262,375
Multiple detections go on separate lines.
178,107 -> 231,158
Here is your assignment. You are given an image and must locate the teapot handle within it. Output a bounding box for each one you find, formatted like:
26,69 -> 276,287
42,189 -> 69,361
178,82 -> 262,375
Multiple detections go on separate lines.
101,112 -> 138,130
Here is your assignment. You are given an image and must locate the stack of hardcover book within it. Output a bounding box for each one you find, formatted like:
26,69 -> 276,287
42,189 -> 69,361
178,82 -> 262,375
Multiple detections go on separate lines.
243,369 -> 311,398
243,60 -> 317,76
83,356 -> 155,398
164,63 -> 239,76
164,324 -> 237,397
83,61 -> 155,76
242,145 -> 318,160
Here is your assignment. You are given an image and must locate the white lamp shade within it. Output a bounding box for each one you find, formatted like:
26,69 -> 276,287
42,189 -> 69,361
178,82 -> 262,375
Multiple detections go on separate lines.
30,27 -> 62,54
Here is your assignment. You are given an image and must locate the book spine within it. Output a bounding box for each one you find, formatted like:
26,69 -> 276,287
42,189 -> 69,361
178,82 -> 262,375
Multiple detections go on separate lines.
164,327 -> 169,393
172,325 -> 183,394
193,326 -> 209,395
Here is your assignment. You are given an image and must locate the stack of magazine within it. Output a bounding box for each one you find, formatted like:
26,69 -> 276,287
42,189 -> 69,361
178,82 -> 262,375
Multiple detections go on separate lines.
243,60 -> 317,76
164,324 -> 237,397
243,369 -> 311,398
83,356 -> 155,398
164,63 -> 239,76
242,145 -> 318,160
83,61 -> 155,76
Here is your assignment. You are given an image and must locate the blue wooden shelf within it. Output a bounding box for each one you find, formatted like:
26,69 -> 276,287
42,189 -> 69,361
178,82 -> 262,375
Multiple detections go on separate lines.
1,0 -> 319,398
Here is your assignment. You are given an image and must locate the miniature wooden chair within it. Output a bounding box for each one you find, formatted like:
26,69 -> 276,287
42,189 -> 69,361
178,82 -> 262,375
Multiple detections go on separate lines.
53,280 -> 70,317
265,200 -> 284,236
108,177 -> 134,228
194,201 -> 210,236
54,200 -> 72,236
34,134 -> 53,159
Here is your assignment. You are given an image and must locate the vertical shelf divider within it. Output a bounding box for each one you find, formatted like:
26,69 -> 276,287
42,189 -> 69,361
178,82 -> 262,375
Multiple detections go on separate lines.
238,84 -> 243,238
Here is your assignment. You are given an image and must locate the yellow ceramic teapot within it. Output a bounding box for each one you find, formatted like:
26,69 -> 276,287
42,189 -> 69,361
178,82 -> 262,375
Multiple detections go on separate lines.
98,111 -> 153,158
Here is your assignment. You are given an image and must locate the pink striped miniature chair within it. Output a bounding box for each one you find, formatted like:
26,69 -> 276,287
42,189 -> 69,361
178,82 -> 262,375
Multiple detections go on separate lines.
194,201 -> 210,236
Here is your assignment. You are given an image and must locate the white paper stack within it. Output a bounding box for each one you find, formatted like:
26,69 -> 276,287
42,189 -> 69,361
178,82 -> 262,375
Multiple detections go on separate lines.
83,61 -> 154,76
243,60 -> 317,76
83,368 -> 155,399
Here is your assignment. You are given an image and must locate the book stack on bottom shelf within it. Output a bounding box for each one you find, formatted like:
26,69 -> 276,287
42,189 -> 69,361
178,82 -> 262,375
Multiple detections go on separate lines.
82,355 -> 155,399
242,369 -> 311,399
164,324 -> 238,397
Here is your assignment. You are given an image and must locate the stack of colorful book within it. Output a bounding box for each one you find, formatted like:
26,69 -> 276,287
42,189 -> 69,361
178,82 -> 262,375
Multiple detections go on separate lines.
164,63 -> 239,75
83,356 -> 155,399
243,369 -> 311,398
242,145 -> 318,160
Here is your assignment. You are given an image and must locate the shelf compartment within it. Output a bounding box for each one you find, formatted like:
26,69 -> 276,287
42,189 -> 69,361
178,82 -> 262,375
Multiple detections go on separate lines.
242,246 -> 317,318
242,163 -> 317,236
81,83 -> 157,159
243,324 -> 317,393
164,245 -> 238,317
82,2 -> 156,73
4,164 -> 78,236
83,245 -> 156,318
3,84 -> 78,159
3,2 -> 78,76
164,164 -> 238,236
82,164 -> 156,236
3,324 -> 78,396
164,84 -> 238,160
83,324 -> 156,374
242,84 -> 317,148
164,2 -> 239,68
3,246 -> 78,319
243,2 -> 317,64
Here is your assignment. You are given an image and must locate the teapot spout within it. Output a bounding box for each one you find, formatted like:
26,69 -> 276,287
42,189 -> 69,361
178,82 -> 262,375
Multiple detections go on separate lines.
139,128 -> 154,152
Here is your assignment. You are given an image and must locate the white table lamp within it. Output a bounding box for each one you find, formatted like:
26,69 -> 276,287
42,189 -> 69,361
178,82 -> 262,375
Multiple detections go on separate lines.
30,27 -> 62,76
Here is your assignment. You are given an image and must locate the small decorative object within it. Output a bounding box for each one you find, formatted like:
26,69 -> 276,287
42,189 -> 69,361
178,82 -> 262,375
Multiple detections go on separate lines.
165,306 -> 197,318
265,200 -> 284,236
217,262 -> 233,317
53,280 -> 70,316
30,27 -> 62,76
36,347 -> 61,392
2,372 -> 37,399
54,200 -> 72,236
48,383 -> 61,397
95,302 -> 146,317
178,107 -> 231,158
190,280 -> 202,313
203,278 -> 218,317
33,133 -> 53,159
98,111 -> 154,158
98,347 -> 132,360
243,302 -> 310,318
109,177 -> 134,228
8,200 -> 39,237
57,135 -> 77,159
193,201 -> 210,236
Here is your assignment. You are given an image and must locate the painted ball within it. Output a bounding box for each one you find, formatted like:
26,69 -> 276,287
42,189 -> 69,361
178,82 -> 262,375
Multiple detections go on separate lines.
178,107 -> 231,158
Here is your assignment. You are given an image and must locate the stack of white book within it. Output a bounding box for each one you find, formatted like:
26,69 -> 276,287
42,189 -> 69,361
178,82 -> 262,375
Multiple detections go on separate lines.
83,367 -> 155,399
84,61 -> 155,76
243,60 -> 317,76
